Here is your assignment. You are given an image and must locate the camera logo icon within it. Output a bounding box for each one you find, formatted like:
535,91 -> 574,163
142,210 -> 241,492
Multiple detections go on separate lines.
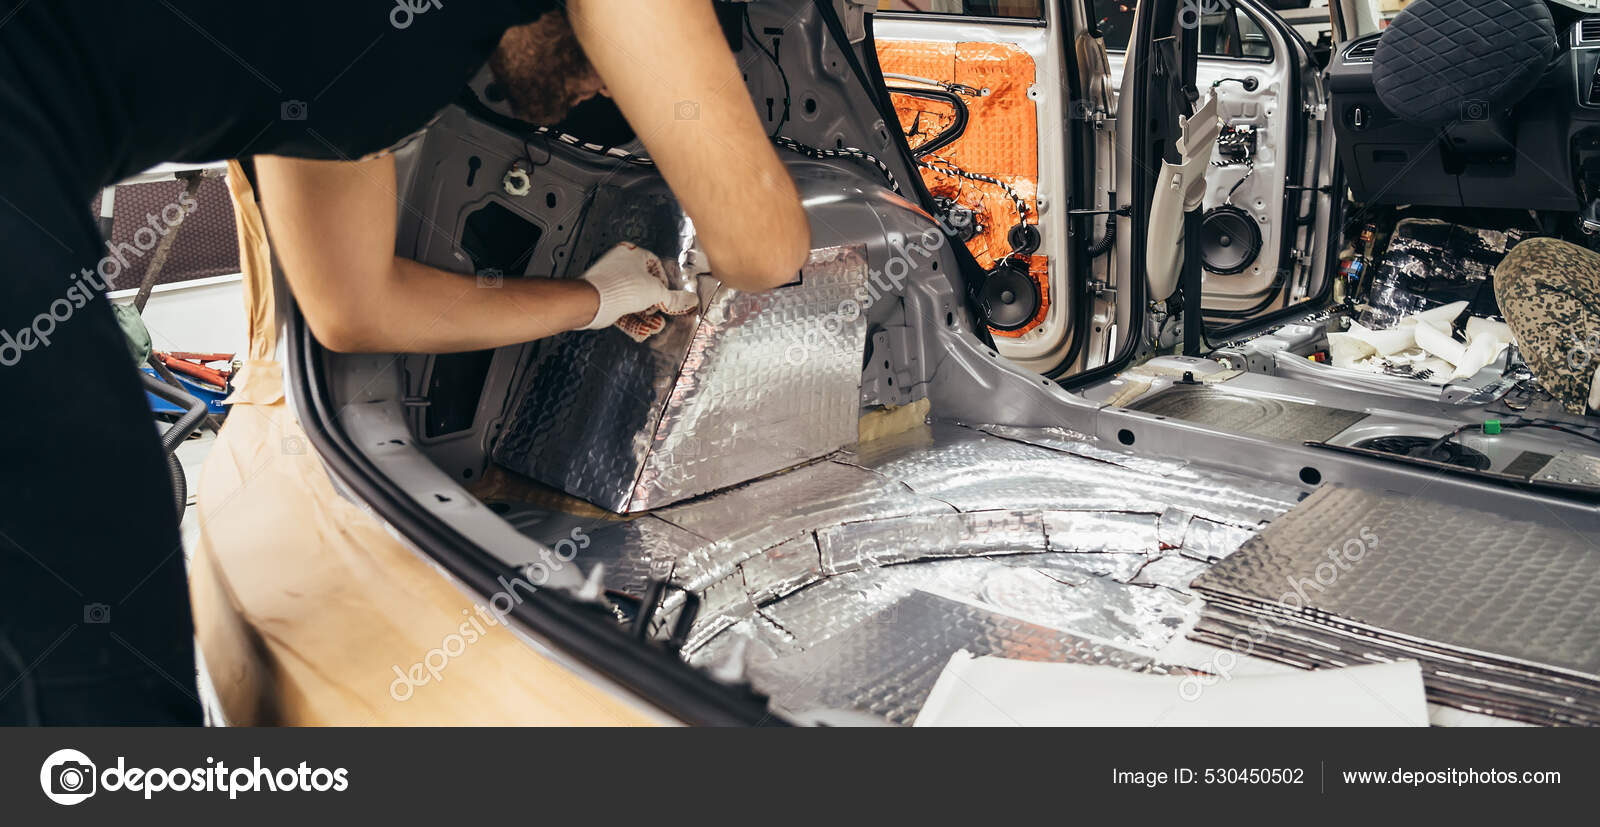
281,100 -> 309,121
83,603 -> 111,624
476,268 -> 505,288
675,100 -> 701,121
40,749 -> 97,805
1460,99 -> 1490,121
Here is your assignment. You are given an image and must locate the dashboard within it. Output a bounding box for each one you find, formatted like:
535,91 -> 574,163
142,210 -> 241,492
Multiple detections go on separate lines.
1327,12 -> 1600,212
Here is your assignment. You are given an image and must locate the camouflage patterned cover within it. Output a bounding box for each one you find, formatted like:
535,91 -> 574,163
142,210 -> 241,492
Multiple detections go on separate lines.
1495,237 -> 1600,414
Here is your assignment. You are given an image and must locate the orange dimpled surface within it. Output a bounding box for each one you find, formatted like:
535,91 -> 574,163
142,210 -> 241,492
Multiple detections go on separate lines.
878,38 -> 1046,336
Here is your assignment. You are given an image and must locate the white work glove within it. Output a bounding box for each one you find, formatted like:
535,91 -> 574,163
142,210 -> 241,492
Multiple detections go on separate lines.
578,243 -> 699,339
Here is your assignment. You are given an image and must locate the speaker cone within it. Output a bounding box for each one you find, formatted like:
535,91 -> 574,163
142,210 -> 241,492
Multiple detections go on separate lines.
1199,205 -> 1262,275
980,261 -> 1041,332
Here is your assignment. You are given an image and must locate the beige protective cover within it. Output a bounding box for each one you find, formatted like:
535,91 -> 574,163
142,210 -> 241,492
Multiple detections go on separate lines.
1144,94 -> 1222,303
188,161 -> 657,725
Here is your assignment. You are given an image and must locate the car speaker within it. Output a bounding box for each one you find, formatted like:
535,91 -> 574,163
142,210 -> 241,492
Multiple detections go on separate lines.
980,260 -> 1041,332
1199,205 -> 1262,275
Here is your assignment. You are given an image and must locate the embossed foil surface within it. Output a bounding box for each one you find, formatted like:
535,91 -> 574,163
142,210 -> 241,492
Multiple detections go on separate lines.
494,245 -> 870,512
1189,485 -> 1600,725
531,422 -> 1307,724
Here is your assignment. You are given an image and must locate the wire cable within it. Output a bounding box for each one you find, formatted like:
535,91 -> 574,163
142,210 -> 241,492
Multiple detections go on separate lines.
743,13 -> 791,138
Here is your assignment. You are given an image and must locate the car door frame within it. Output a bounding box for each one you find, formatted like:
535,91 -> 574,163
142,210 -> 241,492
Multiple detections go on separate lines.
867,1 -> 1114,377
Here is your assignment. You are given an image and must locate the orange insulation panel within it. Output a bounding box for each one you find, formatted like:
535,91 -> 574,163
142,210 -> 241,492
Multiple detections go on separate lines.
877,38 -> 1046,337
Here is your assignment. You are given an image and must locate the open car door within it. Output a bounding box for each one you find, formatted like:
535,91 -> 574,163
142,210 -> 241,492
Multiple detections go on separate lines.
870,1 -> 1114,376
1102,0 -> 1334,347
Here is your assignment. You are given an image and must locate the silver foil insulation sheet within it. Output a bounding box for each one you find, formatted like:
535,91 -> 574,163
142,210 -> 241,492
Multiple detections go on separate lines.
493,244 -> 870,513
1189,484 -> 1600,725
566,422 -> 1306,723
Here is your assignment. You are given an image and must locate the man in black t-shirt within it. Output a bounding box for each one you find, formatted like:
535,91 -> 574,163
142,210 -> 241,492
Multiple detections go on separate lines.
0,0 -> 808,724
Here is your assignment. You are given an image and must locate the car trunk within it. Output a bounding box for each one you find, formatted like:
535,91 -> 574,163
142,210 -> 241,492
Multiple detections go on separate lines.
288,0 -> 1600,726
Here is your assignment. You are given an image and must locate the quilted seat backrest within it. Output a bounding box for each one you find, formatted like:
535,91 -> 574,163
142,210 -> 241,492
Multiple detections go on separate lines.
1372,0 -> 1558,126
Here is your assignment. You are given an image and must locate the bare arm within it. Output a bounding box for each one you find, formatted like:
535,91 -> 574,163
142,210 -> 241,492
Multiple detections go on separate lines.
253,154 -> 600,353
565,0 -> 811,290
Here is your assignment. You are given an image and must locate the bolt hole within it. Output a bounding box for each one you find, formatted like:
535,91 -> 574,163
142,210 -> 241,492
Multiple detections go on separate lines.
546,192 -> 558,209
804,97 -> 818,114
946,311 -> 956,327
1299,466 -> 1322,486
1117,429 -> 1136,446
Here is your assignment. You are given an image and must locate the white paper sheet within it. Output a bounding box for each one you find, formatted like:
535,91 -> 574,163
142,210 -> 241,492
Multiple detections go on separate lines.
915,653 -> 1428,727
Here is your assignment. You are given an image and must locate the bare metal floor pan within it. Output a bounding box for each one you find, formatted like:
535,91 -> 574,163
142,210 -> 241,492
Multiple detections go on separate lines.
1126,385 -> 1368,443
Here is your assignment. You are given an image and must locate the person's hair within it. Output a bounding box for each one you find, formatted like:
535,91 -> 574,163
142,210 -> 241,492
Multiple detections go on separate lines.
489,12 -> 604,125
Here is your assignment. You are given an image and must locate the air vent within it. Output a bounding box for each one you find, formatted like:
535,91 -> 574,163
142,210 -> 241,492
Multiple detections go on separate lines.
1578,18 -> 1600,47
1342,39 -> 1378,63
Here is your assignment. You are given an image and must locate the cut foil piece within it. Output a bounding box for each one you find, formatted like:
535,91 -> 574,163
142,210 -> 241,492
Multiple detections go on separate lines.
739,534 -> 824,606
747,589 -> 1183,725
1128,555 -> 1211,591
816,510 -> 1046,575
1178,518 -> 1257,563
978,565 -> 1201,650
1042,510 -> 1162,554
656,459 -> 954,591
